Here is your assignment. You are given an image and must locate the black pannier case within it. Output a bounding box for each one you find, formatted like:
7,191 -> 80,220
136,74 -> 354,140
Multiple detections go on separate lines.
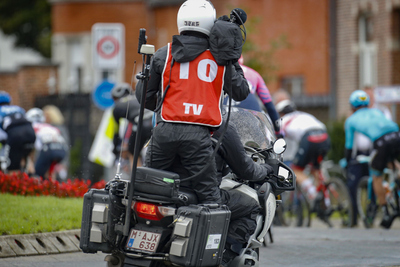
169,204 -> 231,267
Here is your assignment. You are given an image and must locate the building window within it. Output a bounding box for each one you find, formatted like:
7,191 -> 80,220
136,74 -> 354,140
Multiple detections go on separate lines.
280,76 -> 304,97
392,9 -> 400,84
392,9 -> 400,44
358,13 -> 376,88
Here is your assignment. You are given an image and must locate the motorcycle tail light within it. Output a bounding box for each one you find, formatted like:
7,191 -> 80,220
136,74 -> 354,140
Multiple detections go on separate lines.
134,201 -> 175,221
158,206 -> 176,217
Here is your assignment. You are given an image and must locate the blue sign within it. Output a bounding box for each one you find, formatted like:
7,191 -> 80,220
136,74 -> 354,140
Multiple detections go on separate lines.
92,80 -> 115,109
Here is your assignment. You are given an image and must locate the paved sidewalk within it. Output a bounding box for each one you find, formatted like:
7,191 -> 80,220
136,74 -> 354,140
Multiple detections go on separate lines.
0,230 -> 81,258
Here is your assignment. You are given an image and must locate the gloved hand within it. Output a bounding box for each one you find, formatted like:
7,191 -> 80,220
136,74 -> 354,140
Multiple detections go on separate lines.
261,163 -> 274,176
217,15 -> 230,21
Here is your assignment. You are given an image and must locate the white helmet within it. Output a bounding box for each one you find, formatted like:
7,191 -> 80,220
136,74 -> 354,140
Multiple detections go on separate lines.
26,108 -> 45,123
275,100 -> 296,114
177,0 -> 216,36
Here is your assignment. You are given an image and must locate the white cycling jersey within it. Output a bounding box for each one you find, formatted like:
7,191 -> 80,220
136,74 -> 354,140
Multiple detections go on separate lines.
32,122 -> 66,151
281,111 -> 326,161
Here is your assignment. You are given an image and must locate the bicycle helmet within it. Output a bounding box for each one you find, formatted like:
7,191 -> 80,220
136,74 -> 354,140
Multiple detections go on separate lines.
111,83 -> 131,100
0,91 -> 11,105
349,90 -> 369,109
26,108 -> 45,123
275,99 -> 296,114
177,0 -> 216,36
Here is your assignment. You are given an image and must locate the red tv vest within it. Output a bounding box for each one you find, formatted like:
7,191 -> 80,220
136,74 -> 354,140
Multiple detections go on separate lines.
160,43 -> 225,127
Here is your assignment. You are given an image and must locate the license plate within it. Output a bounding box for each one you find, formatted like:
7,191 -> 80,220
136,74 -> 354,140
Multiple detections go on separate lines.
126,229 -> 161,252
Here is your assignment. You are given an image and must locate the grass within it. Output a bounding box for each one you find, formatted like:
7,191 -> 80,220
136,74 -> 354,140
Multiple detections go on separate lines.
0,193 -> 83,235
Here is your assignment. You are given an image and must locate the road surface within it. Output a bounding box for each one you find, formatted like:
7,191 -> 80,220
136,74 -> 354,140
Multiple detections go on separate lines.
1,218 -> 399,267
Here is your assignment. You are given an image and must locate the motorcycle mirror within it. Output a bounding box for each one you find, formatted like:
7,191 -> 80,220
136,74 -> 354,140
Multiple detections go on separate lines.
273,138 -> 286,155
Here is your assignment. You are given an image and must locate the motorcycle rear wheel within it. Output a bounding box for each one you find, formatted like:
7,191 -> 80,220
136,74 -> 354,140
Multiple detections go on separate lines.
105,252 -> 125,267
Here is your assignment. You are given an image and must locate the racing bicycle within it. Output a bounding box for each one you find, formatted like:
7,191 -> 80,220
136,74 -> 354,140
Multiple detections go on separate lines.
356,155 -> 400,229
277,160 -> 353,228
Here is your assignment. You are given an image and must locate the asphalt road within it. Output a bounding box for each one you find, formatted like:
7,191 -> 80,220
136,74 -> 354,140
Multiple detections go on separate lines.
1,219 -> 400,267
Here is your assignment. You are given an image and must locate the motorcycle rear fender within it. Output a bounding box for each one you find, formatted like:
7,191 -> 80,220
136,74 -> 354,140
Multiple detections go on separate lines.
247,215 -> 264,249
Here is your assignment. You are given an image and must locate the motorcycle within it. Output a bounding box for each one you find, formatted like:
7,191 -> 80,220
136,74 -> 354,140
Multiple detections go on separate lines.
79,107 -> 295,267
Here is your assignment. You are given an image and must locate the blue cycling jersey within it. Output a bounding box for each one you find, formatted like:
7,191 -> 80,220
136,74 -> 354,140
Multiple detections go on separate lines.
0,105 -> 26,130
345,107 -> 399,149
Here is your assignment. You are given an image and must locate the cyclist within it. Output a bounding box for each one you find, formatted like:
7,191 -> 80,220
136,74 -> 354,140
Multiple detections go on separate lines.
0,128 -> 8,172
275,97 -> 331,218
224,56 -> 281,136
346,86 -> 393,227
26,108 -> 68,179
111,83 -> 153,167
0,91 -> 36,173
345,90 -> 400,228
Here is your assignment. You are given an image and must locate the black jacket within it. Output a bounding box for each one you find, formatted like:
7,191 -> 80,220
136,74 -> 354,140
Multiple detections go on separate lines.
213,121 -> 271,183
136,34 -> 250,113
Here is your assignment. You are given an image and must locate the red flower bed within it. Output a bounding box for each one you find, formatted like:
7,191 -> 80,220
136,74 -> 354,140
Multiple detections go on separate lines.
0,171 -> 106,197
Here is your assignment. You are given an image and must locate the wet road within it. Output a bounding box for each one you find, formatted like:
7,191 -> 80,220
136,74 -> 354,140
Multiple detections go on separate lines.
1,219 -> 400,267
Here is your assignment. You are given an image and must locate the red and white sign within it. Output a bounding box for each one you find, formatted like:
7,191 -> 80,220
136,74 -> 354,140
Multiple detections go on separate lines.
126,229 -> 161,252
92,23 -> 125,69
374,86 -> 400,103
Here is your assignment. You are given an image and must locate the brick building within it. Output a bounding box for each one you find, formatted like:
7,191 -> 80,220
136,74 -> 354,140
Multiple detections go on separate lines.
336,0 -> 400,119
0,64 -> 58,109
2,0 -> 400,120
50,0 -> 332,119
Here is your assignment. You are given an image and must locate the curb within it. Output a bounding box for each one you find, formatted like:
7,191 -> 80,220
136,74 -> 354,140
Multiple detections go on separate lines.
0,229 -> 81,258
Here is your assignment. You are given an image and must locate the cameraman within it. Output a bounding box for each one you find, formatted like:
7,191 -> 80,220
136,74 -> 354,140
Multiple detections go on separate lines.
135,0 -> 249,205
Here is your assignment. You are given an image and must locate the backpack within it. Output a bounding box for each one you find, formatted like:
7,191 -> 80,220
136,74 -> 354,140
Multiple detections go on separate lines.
208,16 -> 243,66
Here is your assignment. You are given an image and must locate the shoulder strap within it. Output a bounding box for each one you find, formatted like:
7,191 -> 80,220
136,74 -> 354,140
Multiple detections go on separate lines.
154,57 -> 174,113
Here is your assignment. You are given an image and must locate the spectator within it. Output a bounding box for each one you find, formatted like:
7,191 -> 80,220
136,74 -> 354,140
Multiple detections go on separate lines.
42,105 -> 70,180
43,105 -> 70,145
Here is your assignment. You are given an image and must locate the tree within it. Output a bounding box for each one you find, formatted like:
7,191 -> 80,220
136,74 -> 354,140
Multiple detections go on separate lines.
227,4 -> 291,84
0,0 -> 51,58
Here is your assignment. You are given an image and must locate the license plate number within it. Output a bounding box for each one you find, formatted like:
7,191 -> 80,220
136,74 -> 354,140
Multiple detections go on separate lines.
126,229 -> 161,252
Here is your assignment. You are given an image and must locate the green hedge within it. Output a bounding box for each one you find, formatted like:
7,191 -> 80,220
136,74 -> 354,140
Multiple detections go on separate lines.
326,118 -> 346,163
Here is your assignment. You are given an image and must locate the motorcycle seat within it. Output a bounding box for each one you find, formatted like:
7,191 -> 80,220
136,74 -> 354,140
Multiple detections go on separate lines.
132,167 -> 199,207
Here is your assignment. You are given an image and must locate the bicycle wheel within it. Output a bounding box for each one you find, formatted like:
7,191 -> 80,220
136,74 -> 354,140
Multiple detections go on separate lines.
386,180 -> 400,224
276,188 -> 311,227
356,176 -> 377,228
326,177 -> 353,227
